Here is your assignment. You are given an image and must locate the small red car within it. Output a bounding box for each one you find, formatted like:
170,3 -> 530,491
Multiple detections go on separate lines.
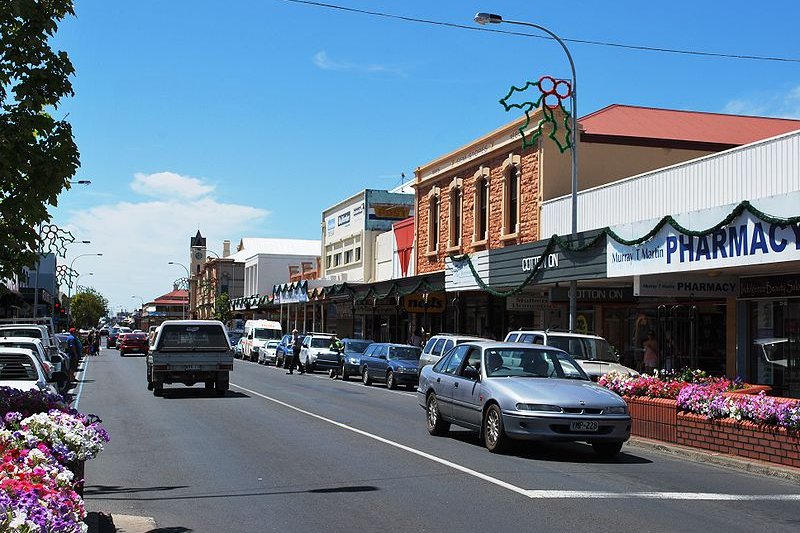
119,333 -> 149,356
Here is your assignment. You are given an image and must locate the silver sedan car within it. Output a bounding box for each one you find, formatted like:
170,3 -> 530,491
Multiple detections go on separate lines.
417,342 -> 631,456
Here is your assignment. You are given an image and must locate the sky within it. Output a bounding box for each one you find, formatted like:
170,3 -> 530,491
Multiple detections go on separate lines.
46,0 -> 800,313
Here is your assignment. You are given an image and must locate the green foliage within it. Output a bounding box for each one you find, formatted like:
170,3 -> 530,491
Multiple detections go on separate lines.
0,0 -> 80,279
215,292 -> 231,324
70,287 -> 108,329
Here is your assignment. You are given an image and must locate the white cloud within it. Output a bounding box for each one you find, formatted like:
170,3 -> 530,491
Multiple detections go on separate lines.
312,51 -> 407,77
723,85 -> 800,119
131,171 -> 215,199
61,172 -> 268,313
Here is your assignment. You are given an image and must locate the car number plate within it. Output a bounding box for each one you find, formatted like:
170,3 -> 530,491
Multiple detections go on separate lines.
185,365 -> 200,371
569,420 -> 599,432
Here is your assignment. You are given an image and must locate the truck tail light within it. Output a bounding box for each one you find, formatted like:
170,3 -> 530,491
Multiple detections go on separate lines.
219,364 -> 233,371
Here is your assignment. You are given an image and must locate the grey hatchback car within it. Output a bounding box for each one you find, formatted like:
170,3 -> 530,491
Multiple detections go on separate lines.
417,342 -> 631,456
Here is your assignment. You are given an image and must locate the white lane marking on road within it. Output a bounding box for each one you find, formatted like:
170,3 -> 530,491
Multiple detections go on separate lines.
230,382 -> 530,497
72,356 -> 89,410
231,382 -> 800,502
525,490 -> 800,500
236,359 -> 416,397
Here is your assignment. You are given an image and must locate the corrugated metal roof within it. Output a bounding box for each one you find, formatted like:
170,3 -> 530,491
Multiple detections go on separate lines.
152,289 -> 188,304
581,104 -> 800,146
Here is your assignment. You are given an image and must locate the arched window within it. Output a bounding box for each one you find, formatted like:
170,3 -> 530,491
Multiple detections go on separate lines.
427,187 -> 440,254
448,177 -> 463,249
502,155 -> 521,237
473,166 -> 490,244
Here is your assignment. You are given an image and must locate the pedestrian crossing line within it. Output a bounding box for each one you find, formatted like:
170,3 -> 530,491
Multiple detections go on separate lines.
230,383 -> 800,502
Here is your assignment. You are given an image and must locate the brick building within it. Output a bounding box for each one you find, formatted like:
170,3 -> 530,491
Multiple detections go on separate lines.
413,104 -> 800,339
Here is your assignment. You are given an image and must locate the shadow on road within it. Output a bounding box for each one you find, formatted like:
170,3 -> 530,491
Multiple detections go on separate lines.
84,484 -> 379,502
446,429 -> 652,464
85,484 -> 190,496
158,389 -> 250,400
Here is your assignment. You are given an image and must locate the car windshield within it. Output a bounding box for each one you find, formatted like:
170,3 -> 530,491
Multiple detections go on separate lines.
126,334 -> 147,340
547,336 -> 617,362
311,338 -> 333,348
157,324 -> 229,350
0,353 -> 39,380
345,341 -> 372,354
254,328 -> 281,340
484,348 -> 589,380
266,341 -> 280,348
0,329 -> 43,339
388,347 -> 421,361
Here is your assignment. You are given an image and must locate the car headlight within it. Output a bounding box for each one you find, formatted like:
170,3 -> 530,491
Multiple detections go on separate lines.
348,357 -> 359,364
516,403 -> 562,412
605,406 -> 628,415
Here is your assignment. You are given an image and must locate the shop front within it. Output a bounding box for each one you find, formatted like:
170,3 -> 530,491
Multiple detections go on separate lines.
740,274 -> 800,398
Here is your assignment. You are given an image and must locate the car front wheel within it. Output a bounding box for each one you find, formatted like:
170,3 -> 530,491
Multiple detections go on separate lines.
341,363 -> 349,381
483,404 -> 508,453
386,370 -> 397,390
362,367 -> 372,386
426,393 -> 449,436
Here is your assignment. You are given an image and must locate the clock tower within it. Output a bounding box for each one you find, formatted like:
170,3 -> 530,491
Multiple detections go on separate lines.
190,230 -> 206,276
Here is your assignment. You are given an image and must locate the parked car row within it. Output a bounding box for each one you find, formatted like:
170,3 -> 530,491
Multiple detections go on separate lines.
0,321 -> 71,395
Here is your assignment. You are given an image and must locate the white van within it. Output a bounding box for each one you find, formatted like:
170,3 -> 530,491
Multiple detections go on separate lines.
242,320 -> 282,362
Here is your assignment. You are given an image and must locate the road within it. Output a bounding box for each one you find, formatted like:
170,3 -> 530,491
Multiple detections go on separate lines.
77,347 -> 800,532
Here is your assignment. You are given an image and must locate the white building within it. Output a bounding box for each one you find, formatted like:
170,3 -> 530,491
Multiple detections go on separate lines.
229,238 -> 321,298
321,189 -> 414,283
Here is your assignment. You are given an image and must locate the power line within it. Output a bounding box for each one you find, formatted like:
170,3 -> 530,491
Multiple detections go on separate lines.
281,0 -> 800,64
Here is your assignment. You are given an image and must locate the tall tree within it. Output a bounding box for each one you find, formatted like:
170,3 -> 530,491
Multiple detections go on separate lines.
215,292 -> 232,324
70,286 -> 108,329
0,0 -> 80,279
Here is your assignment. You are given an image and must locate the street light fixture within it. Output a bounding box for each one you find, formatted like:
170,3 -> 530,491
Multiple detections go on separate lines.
168,261 -> 190,319
67,253 -> 103,326
474,12 -> 580,332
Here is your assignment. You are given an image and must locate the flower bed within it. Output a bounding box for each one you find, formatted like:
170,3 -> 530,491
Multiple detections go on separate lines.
0,387 -> 109,532
599,371 -> 800,468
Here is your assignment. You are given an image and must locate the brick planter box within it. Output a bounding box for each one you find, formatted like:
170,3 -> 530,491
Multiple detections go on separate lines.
677,412 -> 800,469
624,396 -> 678,443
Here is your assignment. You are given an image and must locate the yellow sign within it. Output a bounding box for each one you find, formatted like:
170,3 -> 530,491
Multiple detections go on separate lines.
403,292 -> 446,314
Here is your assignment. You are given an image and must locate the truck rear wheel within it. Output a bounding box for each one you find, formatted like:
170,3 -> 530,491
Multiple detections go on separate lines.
215,374 -> 229,396
153,381 -> 163,396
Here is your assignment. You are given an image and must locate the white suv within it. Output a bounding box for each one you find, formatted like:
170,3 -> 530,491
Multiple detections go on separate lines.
418,334 -> 488,369
300,333 -> 337,373
504,329 -> 638,381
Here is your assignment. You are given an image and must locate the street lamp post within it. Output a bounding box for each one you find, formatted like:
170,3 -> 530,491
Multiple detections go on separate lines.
475,12 -> 580,331
66,252 -> 103,327
168,261 -> 190,319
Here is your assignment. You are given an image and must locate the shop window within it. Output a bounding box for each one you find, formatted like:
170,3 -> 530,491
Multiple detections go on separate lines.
448,177 -> 463,249
501,155 -> 521,237
427,186 -> 440,254
344,249 -> 353,264
355,247 -> 361,261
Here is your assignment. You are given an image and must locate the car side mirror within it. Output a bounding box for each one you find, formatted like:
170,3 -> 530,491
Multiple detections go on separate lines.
378,355 -> 387,360
463,365 -> 480,381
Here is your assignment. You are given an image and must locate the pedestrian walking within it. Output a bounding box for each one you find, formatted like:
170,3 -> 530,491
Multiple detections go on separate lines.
287,329 -> 305,375
643,331 -> 659,373
328,335 -> 344,378
408,327 -> 422,348
87,330 -> 95,356
66,328 -> 82,383
92,330 -> 100,356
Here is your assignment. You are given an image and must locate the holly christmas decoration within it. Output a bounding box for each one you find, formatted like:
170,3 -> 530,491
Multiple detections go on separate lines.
499,75 -> 573,153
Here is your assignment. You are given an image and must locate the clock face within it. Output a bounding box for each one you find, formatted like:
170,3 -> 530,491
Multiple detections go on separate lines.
194,251 -> 203,260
